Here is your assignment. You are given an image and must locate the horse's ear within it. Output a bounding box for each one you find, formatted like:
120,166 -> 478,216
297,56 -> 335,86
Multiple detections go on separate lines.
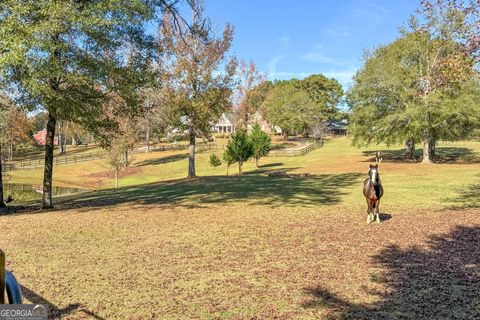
369,164 -> 373,168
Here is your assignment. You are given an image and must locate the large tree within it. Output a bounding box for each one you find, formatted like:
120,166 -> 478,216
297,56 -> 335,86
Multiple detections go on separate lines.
159,1 -> 237,178
263,76 -> 342,140
234,60 -> 265,129
348,29 -> 480,163
0,0 -> 179,208
262,80 -> 311,140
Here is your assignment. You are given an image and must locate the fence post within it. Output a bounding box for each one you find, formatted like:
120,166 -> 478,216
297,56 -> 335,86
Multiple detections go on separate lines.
1,249 -> 5,304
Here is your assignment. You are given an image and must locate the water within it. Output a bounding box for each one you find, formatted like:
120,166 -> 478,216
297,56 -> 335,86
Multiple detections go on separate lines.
3,184 -> 88,203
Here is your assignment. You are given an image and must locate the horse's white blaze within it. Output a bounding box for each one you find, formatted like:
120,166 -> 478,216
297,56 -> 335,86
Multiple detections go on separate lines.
370,169 -> 378,184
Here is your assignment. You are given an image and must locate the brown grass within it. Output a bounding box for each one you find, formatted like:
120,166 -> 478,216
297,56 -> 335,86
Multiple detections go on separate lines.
0,138 -> 479,319
0,203 -> 478,319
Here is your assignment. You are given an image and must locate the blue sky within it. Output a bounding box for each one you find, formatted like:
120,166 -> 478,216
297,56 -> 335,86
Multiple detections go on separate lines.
202,0 -> 419,89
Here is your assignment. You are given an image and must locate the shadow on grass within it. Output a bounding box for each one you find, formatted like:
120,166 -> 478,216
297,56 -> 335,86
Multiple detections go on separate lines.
362,147 -> 480,164
446,181 -> 480,209
303,225 -> 480,319
21,285 -> 104,319
135,153 -> 188,166
58,172 -> 363,211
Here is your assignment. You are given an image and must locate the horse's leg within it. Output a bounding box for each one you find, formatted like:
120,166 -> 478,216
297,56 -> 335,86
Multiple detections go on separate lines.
375,200 -> 381,223
366,199 -> 372,224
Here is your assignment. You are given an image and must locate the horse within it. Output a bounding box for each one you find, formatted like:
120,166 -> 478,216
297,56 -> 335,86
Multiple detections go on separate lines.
375,151 -> 383,164
363,163 -> 383,224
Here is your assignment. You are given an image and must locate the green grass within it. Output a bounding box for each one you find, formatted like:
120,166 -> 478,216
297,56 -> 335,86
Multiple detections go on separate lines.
8,137 -> 480,209
0,137 -> 479,319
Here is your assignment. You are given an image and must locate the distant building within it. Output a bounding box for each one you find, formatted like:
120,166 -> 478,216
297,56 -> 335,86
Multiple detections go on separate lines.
33,129 -> 59,145
214,112 -> 236,133
327,119 -> 348,136
247,112 -> 282,134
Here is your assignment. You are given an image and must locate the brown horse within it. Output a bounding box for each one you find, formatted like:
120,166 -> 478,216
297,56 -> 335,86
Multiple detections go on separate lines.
363,164 -> 383,224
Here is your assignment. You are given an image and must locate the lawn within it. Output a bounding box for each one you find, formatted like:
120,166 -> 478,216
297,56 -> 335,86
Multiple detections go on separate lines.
1,137 -> 479,319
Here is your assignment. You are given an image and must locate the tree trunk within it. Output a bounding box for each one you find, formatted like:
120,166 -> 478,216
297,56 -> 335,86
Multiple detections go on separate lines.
42,112 -> 56,209
8,143 -> 12,162
115,170 -> 119,188
226,164 -> 229,176
238,161 -> 243,175
255,157 -> 259,168
404,139 -> 416,161
283,131 -> 287,142
188,130 -> 196,178
145,126 -> 150,153
60,131 -> 66,155
422,137 -> 435,164
123,150 -> 129,167
0,144 -> 6,209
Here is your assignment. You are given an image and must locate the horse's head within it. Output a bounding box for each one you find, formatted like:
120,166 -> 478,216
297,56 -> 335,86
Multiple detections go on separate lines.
368,164 -> 379,184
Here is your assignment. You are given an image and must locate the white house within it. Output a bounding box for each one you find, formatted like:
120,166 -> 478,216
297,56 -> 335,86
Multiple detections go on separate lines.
214,112 -> 236,133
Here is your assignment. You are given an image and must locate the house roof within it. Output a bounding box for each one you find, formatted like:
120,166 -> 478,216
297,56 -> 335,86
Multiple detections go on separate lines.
223,112 -> 236,124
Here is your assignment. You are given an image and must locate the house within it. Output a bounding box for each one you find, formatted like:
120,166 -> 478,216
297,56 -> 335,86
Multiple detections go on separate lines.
214,112 -> 236,133
33,129 -> 59,146
247,112 -> 282,134
326,119 -> 348,136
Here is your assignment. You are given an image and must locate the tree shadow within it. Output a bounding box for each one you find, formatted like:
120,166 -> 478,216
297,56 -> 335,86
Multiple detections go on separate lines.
135,153 -> 189,166
435,147 -> 480,164
446,181 -> 480,209
259,162 -> 284,168
20,285 -> 104,319
362,149 -> 421,163
362,147 -> 480,164
55,172 -> 363,211
303,225 -> 480,319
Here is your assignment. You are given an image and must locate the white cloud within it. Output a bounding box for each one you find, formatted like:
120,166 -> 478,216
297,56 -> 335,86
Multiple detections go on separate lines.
277,34 -> 291,51
301,45 -> 335,64
323,69 -> 357,88
267,54 -> 286,76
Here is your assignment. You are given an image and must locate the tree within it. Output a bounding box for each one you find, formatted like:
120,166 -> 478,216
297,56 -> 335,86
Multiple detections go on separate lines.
250,123 -> 271,168
105,138 -> 130,188
235,60 -> 265,129
223,129 -> 253,175
159,1 -> 236,179
0,1 -> 180,208
263,80 -> 313,141
4,107 -> 32,160
298,74 -> 344,123
208,153 -> 222,175
262,76 -> 343,140
348,29 -> 480,163
246,80 -> 273,117
222,150 -> 235,176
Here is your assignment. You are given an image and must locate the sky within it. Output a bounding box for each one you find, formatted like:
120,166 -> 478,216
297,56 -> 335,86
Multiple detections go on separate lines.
202,0 -> 419,89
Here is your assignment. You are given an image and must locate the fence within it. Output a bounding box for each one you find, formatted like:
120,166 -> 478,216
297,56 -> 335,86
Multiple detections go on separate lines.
3,151 -> 104,172
268,140 -> 324,157
2,140 -> 323,172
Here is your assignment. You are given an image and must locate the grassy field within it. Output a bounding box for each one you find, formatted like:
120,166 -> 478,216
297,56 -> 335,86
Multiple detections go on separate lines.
1,137 -> 479,319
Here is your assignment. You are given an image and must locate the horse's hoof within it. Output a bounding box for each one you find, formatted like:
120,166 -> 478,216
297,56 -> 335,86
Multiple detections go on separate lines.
376,220 -> 380,224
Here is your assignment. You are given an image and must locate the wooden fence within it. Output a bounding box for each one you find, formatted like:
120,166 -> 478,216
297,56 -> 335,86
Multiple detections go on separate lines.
2,140 -> 323,172
268,140 -> 324,157
3,151 -> 104,172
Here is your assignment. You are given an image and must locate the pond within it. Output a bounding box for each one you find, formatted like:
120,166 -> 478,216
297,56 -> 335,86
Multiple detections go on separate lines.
3,183 -> 88,203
